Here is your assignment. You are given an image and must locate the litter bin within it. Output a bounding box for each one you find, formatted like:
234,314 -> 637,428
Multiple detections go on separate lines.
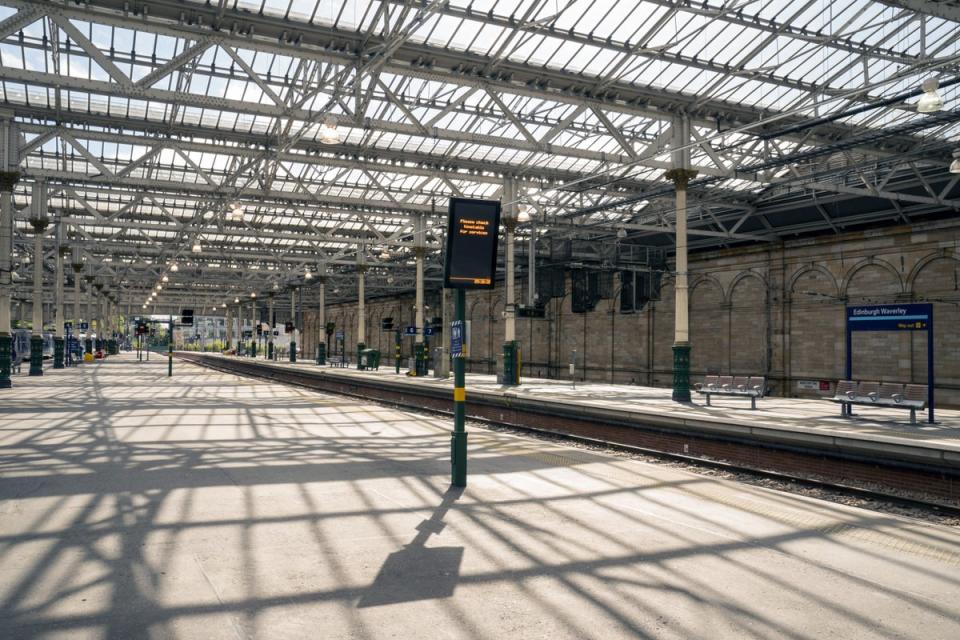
359,348 -> 381,371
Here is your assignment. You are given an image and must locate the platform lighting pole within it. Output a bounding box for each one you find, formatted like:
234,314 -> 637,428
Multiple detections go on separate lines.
288,286 -> 297,363
28,181 -> 48,376
0,124 -> 17,389
666,114 -> 697,403
452,288 -> 467,487
53,221 -> 66,368
502,177 -> 519,386
316,270 -> 326,365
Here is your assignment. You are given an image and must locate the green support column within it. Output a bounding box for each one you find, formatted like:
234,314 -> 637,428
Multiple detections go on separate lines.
0,120 -> 20,388
167,317 -> 173,377
502,340 -> 519,385
0,335 -> 10,389
672,344 -> 691,402
29,186 -> 48,377
451,289 -> 467,488
54,337 -> 64,368
356,342 -> 365,368
414,341 -> 428,376
29,335 -> 43,376
289,287 -> 297,362
394,330 -> 401,374
316,342 -> 325,365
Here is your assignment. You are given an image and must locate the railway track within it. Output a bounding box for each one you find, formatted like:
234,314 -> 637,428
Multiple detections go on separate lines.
178,353 -> 960,522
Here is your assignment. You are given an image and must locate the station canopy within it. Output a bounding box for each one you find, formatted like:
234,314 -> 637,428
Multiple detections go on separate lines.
2,0 -> 958,310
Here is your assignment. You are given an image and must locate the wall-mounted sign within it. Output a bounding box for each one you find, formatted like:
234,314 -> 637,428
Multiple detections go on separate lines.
443,197 -> 501,289
404,326 -> 417,336
847,304 -> 931,331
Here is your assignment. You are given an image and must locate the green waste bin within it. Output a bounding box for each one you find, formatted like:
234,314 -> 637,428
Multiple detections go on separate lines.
359,348 -> 381,371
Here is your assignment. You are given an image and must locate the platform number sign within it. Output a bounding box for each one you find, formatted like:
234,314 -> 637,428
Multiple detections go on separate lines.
404,325 -> 417,336
79,322 -> 89,331
443,198 -> 501,289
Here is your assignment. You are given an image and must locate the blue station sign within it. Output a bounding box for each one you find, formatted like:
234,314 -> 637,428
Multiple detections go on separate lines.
450,320 -> 464,357
846,303 -> 932,331
404,326 -> 417,336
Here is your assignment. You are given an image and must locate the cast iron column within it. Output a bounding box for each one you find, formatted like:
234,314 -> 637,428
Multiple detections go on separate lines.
250,295 -> 257,358
0,156 -> 17,389
53,222 -> 66,368
316,276 -> 326,365
84,275 -> 94,355
288,287 -> 297,362
225,305 -> 231,353
413,213 -> 427,375
28,182 -> 49,376
502,177 -> 519,385
267,292 -> 275,360
666,124 -> 697,402
356,265 -> 366,367
71,248 -> 82,362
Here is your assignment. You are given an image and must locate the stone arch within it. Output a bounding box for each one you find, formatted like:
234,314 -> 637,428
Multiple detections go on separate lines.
690,276 -> 725,375
691,274 -> 727,304
843,259 -> 907,381
651,279 -> 676,386
908,254 -> 960,401
788,264 -> 839,301
841,258 -> 903,300
907,253 -> 960,293
728,272 -> 768,373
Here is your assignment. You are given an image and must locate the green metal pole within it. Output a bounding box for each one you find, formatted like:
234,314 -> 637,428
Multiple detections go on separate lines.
451,289 -> 467,488
168,316 -> 173,377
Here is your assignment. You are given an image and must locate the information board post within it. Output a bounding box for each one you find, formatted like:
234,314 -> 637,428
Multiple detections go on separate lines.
444,197 -> 501,488
452,288 -> 467,488
846,303 -> 934,423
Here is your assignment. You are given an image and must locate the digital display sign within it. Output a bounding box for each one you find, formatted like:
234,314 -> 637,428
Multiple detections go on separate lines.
443,197 -> 501,289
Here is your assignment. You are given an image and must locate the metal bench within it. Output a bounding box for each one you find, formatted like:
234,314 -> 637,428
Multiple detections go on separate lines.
695,375 -> 767,409
828,380 -> 928,424
327,355 -> 350,368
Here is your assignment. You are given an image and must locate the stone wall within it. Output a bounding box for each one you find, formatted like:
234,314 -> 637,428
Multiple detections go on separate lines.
308,218 -> 960,406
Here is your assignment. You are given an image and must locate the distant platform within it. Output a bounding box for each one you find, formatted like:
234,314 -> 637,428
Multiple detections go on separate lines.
1,353 -> 959,638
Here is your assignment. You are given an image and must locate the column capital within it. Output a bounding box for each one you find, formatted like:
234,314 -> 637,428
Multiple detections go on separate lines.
29,218 -> 49,233
664,168 -> 698,189
0,171 -> 19,193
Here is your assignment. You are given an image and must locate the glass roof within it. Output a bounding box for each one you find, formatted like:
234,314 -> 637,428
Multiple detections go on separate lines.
1,0 -> 957,305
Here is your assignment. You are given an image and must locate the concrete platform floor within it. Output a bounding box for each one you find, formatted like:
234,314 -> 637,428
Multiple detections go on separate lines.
2,354 -> 960,639
241,354 -> 960,452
